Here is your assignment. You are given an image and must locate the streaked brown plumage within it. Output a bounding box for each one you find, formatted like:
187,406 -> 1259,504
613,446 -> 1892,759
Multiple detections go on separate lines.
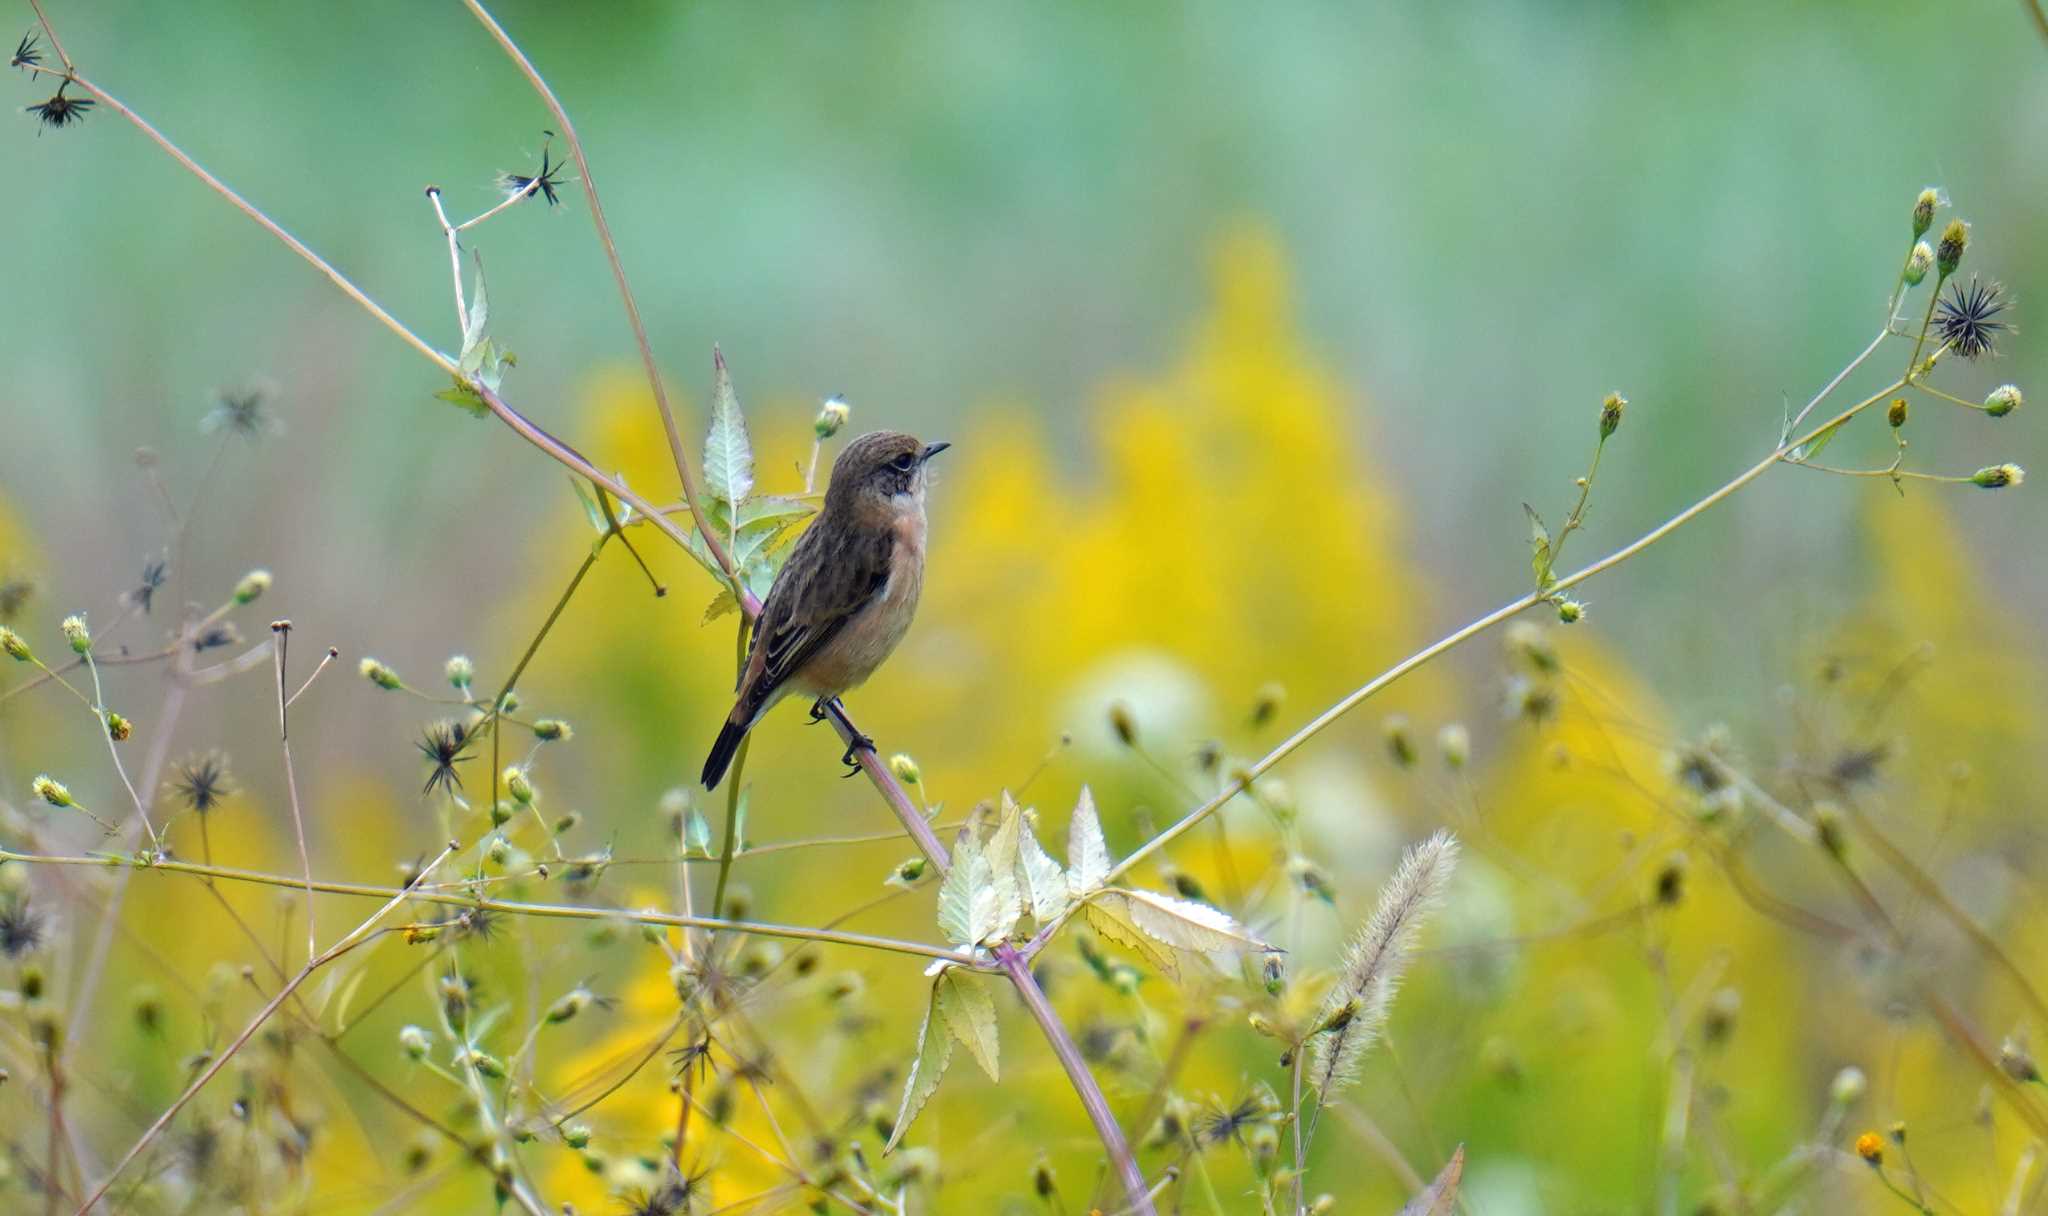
700,431 -> 949,787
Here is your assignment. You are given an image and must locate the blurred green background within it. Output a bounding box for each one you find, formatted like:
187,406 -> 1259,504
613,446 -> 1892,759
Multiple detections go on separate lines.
4,2 -> 2048,1212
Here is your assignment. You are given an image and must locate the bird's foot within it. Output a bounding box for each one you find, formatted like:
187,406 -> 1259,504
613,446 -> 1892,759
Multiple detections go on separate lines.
839,730 -> 877,777
808,698 -> 832,724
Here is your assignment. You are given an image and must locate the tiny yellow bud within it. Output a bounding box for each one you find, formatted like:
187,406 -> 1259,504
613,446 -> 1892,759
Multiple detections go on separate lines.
1855,1131 -> 1883,1165
359,658 -> 402,690
1598,391 -> 1626,439
1936,218 -> 1968,277
1911,187 -> 1939,237
31,775 -> 72,808
504,767 -> 534,805
1555,597 -> 1585,624
1887,398 -> 1908,428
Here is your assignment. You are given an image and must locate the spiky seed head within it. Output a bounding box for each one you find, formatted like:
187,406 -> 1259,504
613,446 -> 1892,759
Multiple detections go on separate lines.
1598,391 -> 1626,439
1971,464 -> 2024,489
1831,1065 -> 1867,1105
359,658 -> 401,690
1436,722 -> 1470,770
60,615 -> 89,654
815,395 -> 851,440
1985,385 -> 2022,418
444,655 -> 473,689
889,753 -> 921,785
0,627 -> 28,662
1555,597 -> 1585,624
1936,219 -> 1969,277
1904,241 -> 1934,285
1888,398 -> 1909,428
232,570 -> 271,605
31,776 -> 71,807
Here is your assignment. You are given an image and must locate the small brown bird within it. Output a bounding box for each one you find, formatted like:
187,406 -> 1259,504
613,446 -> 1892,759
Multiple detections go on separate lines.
700,431 -> 950,787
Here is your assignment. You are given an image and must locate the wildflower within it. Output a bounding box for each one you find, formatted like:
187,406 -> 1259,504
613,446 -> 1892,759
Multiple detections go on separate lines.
1935,219 -> 1969,278
1437,722 -> 1470,770
504,766 -> 534,805
1887,398 -> 1908,428
202,383 -> 280,439
0,898 -> 46,958
0,626 -> 30,662
1911,187 -> 1939,238
27,82 -> 93,132
60,614 -> 89,654
1598,391 -> 1626,439
1971,463 -> 2024,489
417,721 -> 471,796
104,711 -> 131,742
31,775 -> 72,807
1830,1065 -> 1867,1105
1903,241 -> 1934,286
532,717 -> 571,741
1854,1131 -> 1884,1165
815,395 -> 851,440
888,752 -> 921,785
233,570 -> 271,605
359,657 -> 402,689
1934,277 -> 2011,361
131,558 -> 168,614
498,134 -> 564,207
11,31 -> 42,69
1985,384 -> 2022,418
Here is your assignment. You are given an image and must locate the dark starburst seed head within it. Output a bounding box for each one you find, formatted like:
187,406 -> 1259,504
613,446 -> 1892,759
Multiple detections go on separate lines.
131,557 -> 169,614
28,83 -> 93,131
0,898 -> 46,958
169,752 -> 232,814
1195,1096 -> 1265,1148
500,134 -> 565,207
1934,277 -> 2012,361
417,720 -> 472,796
201,383 -> 280,440
11,30 -> 41,70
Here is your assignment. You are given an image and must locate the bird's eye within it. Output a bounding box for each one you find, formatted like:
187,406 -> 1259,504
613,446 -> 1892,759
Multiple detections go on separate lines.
891,453 -> 916,472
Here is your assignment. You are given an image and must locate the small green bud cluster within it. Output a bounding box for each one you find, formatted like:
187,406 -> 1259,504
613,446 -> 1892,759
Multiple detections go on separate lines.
1985,385 -> 2023,418
1972,464 -> 2025,489
359,658 -> 402,690
814,395 -> 851,440
0,626 -> 29,662
532,718 -> 572,741
60,615 -> 90,655
444,655 -> 474,690
233,570 -> 271,605
1598,391 -> 1626,439
1903,242 -> 1933,285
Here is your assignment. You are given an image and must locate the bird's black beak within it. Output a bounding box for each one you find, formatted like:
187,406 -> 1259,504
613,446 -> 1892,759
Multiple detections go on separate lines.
920,441 -> 951,463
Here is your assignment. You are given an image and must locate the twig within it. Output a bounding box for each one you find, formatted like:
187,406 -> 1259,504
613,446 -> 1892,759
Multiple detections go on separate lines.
270,621 -> 317,960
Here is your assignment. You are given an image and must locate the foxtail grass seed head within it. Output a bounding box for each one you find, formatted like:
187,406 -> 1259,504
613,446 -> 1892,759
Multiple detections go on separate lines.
232,570 -> 271,605
532,717 -> 571,741
444,655 -> 474,690
1986,385 -> 2023,418
1831,1065 -> 1867,1105
1109,701 -> 1137,746
815,395 -> 851,439
1913,188 -> 1940,237
1904,241 -> 1934,286
105,711 -> 131,742
1888,398 -> 1909,428
60,614 -> 89,654
1599,391 -> 1626,439
1855,1131 -> 1884,1166
1555,597 -> 1585,624
889,753 -> 921,785
2000,1038 -> 2041,1083
1971,463 -> 2024,489
1936,219 -> 1969,278
31,775 -> 71,808
359,657 -> 402,690
1437,722 -> 1470,770
0,626 -> 28,662
1383,715 -> 1416,768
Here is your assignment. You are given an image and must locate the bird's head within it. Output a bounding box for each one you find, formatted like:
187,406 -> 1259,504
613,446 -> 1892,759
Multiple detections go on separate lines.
828,430 -> 951,511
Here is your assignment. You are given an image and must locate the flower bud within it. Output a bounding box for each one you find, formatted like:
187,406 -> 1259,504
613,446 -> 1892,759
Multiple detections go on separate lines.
546,985 -> 593,1024
359,658 -> 401,690
1971,464 -> 2024,489
60,615 -> 89,655
398,1025 -> 431,1060
1247,1011 -> 1283,1038
1,627 -> 31,662
486,835 -> 511,866
1598,391 -> 1626,439
105,711 -> 132,742
232,570 -> 271,605
30,775 -> 71,808
462,1048 -> 505,1079
1555,598 -> 1585,624
814,395 -> 851,440
1912,187 -> 1939,237
497,691 -> 520,714
889,753 -> 921,786
1936,219 -> 1968,278
1887,398 -> 1908,428
532,718 -> 571,741
1903,241 -> 1933,285
1830,1065 -> 1867,1105
1262,951 -> 1287,996
504,767 -> 534,805
444,655 -> 473,690
1855,1131 -> 1883,1165
1436,722 -> 1470,770
1985,385 -> 2022,418
560,1122 -> 592,1150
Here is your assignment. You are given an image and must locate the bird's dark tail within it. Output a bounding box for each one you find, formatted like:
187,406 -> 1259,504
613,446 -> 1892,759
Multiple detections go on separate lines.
701,708 -> 753,788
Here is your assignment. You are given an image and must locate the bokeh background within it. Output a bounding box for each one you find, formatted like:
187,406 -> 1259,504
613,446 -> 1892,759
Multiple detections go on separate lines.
4,1 -> 2048,1212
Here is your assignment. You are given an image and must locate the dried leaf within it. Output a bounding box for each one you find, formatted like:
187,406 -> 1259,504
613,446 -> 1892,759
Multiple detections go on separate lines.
1121,888 -> 1271,955
1394,1145 -> 1464,1216
885,976 -> 955,1153
934,970 -> 999,1082
1083,893 -> 1179,980
1066,786 -> 1112,896
1016,814 -> 1070,923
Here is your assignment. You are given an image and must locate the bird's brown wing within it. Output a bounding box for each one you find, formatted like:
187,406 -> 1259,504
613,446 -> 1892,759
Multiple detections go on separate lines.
738,522 -> 894,713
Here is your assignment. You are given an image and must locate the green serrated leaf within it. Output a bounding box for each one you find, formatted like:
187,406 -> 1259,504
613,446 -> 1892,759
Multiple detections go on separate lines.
1120,888 -> 1271,955
934,970 -> 999,1082
704,353 -> 754,507
1524,503 -> 1554,592
433,377 -> 489,418
1083,893 -> 1179,980
885,976 -> 955,1154
702,587 -> 740,625
461,254 -> 491,360
1395,1146 -> 1465,1216
1066,787 -> 1112,897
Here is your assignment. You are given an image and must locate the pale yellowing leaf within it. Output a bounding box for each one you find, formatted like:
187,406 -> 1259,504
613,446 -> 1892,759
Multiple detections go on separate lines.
1016,814 -> 1070,923
936,829 -> 1011,947
1083,893 -> 1179,980
934,969 -> 999,1082
1066,786 -> 1112,896
1394,1145 -> 1464,1216
885,977 -> 955,1153
1121,888 -> 1271,955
